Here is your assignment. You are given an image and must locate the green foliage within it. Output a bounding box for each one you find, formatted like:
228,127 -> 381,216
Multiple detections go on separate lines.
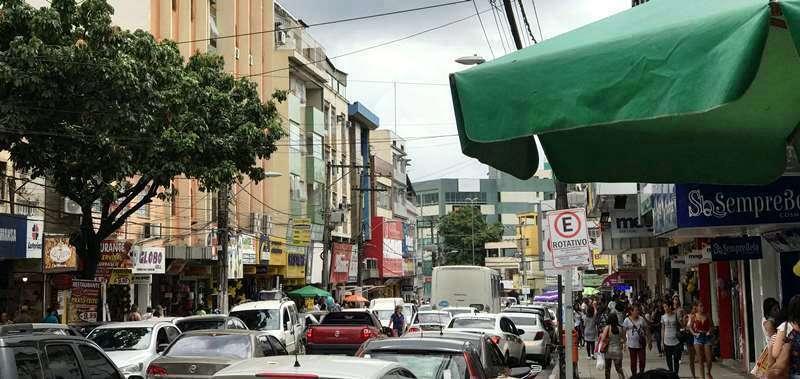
0,0 -> 285,277
437,206 -> 503,266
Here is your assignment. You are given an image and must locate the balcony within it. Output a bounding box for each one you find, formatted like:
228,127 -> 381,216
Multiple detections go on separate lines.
305,106 -> 325,135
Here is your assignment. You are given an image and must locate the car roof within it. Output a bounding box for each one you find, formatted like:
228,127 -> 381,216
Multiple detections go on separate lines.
174,315 -> 229,322
93,320 -> 173,329
404,330 -> 487,343
0,333 -> 91,346
178,329 -> 265,337
451,313 -> 498,319
363,337 -> 471,353
216,355 -> 401,378
502,312 -> 541,319
416,311 -> 449,315
441,306 -> 475,310
230,300 -> 288,311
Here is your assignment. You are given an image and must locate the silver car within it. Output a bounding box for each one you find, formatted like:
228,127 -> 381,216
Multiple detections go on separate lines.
446,314 -> 526,366
211,355 -> 416,379
503,312 -> 551,365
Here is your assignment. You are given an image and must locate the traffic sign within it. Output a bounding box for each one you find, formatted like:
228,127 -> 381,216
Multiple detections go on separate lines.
546,208 -> 591,268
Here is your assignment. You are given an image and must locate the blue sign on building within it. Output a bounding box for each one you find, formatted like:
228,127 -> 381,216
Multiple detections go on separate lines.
653,177 -> 800,234
709,236 -> 762,261
0,214 -> 27,259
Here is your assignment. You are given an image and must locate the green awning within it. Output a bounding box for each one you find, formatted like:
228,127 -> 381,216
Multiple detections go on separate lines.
288,285 -> 331,298
451,0 -> 800,184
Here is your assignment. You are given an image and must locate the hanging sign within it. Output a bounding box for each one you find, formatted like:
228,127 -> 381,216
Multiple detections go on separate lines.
70,279 -> 100,323
95,239 -> 133,283
709,236 -> 763,261
239,234 -> 258,265
43,236 -> 78,273
131,246 -> 165,274
289,218 -> 311,247
546,208 -> 591,268
108,269 -> 133,285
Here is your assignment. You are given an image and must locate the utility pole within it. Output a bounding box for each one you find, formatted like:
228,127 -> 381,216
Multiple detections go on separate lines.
217,185 -> 230,314
502,0 -> 524,50
321,162 -> 332,291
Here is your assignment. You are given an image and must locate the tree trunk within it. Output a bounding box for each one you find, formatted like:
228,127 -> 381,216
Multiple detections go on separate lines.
71,207 -> 103,280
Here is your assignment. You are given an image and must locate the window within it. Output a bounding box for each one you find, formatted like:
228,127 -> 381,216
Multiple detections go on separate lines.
282,308 -> 291,330
208,0 -> 218,50
166,335 -> 251,360
289,76 -> 307,104
290,174 -> 302,201
78,344 -> 120,379
382,369 -> 417,379
13,346 -> 43,379
418,193 -> 439,206
444,192 -> 487,204
156,328 -> 170,348
268,335 -> 288,355
165,326 -> 180,341
45,344 -> 81,379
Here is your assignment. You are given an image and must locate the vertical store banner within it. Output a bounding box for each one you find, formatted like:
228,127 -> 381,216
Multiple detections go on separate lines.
227,235 -> 243,279
0,214 -> 27,259
43,236 -> 78,273
383,220 -> 405,277
330,243 -> 352,284
130,246 -> 166,274
239,234 -> 258,265
95,239 -> 133,283
26,217 -> 44,258
70,279 -> 101,323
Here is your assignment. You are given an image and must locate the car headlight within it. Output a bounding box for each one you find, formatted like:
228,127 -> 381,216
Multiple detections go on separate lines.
119,363 -> 143,374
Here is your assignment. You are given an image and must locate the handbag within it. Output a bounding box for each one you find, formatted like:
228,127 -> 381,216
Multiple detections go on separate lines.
597,330 -> 608,353
751,344 -> 775,377
596,353 -> 605,370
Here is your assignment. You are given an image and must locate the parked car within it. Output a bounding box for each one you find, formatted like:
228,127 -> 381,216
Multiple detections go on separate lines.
211,355 -> 417,379
402,330 -> 518,378
87,320 -> 181,379
503,305 -> 556,340
0,324 -> 124,379
145,329 -> 288,378
441,306 -> 478,318
407,310 -> 451,333
503,313 -> 551,366
0,322 -> 81,337
418,304 -> 433,312
446,314 -> 527,366
358,337 -> 538,379
173,315 -> 248,332
69,321 -> 106,337
229,298 -> 305,354
305,310 -> 389,355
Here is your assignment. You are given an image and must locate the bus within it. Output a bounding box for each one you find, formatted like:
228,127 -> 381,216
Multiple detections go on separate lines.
431,266 -> 502,313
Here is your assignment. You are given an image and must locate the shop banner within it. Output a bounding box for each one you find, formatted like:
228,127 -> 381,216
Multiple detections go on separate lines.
95,240 -> 133,283
259,235 -> 270,263
671,255 -> 688,269
763,229 -> 800,253
610,209 -> 653,239
402,223 -> 415,257
709,236 -> 762,261
653,184 -> 678,235
383,220 -> 405,277
239,234 -> 258,265
205,223 -> 218,261
70,279 -> 100,323
26,217 -> 43,258
348,249 -> 359,283
330,243 -> 352,284
131,246 -> 165,274
227,235 -> 243,279
583,273 -> 605,287
289,218 -> 311,247
0,214 -> 27,259
43,236 -> 78,273
108,269 -> 133,285
133,274 -> 151,284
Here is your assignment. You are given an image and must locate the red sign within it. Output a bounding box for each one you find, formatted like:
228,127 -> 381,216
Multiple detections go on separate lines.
330,243 -> 352,284
95,240 -> 133,283
70,279 -> 100,323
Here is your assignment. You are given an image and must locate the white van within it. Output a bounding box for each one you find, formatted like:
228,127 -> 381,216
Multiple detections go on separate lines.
230,299 -> 305,354
431,265 -> 503,313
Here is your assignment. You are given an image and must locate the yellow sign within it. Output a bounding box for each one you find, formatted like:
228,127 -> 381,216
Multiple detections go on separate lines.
290,218 -> 311,247
43,237 -> 78,273
592,249 -> 610,267
108,269 -> 133,285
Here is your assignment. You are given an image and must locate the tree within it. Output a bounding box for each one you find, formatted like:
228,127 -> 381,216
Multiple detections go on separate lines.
437,206 -> 503,266
0,0 -> 285,278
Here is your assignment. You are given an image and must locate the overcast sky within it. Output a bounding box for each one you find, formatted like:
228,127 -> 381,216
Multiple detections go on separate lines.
280,0 -> 629,181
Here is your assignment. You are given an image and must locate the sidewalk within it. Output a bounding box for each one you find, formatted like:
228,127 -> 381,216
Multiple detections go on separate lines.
542,346 -> 751,379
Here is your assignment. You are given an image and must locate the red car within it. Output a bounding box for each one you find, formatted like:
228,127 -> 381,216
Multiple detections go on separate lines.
305,311 -> 390,355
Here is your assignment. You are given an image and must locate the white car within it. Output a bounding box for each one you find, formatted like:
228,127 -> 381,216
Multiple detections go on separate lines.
446,313 -> 526,365
503,312 -> 552,366
87,320 -> 181,379
408,310 -> 451,333
212,355 -> 415,379
441,306 -> 477,318
230,298 -> 305,354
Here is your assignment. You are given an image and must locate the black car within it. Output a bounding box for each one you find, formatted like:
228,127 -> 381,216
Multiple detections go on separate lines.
173,315 -> 248,332
0,323 -> 124,378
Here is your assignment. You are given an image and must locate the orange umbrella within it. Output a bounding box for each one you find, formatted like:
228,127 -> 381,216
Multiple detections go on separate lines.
344,294 -> 368,303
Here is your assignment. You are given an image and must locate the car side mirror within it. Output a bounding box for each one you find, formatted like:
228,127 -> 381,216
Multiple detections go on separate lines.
508,367 -> 532,378
515,329 -> 525,336
156,343 -> 170,353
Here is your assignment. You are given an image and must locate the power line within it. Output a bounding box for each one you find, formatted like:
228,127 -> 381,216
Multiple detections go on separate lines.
471,0 -> 496,59
517,0 -> 538,44
241,8 -> 493,78
488,1 -> 509,53
510,0 -> 527,47
530,0 -> 544,41
174,0 -> 472,45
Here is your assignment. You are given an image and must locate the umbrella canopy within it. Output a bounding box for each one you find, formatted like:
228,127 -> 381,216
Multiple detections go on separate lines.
344,294 -> 368,303
287,285 -> 331,299
583,287 -> 599,296
450,0 -> 800,184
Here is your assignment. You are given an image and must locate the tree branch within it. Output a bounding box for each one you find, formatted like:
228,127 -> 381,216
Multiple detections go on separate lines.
100,180 -> 161,237
106,176 -> 152,222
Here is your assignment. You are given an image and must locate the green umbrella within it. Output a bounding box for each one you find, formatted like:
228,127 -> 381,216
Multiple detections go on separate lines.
287,285 -> 331,299
583,287 -> 599,296
450,0 -> 800,184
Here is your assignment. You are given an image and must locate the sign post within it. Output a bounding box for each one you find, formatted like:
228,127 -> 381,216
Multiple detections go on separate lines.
546,208 -> 590,379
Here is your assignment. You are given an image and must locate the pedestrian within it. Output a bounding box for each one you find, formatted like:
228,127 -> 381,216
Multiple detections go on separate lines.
623,304 -> 649,376
14,304 -> 33,323
762,297 -> 781,345
648,303 -> 663,357
584,306 -> 598,359
765,295 -> 800,379
600,312 -> 626,379
142,306 -> 154,320
0,312 -> 12,324
388,305 -> 405,337
575,304 -> 584,347
128,304 -> 142,321
661,302 -> 682,375
153,305 -> 163,318
689,302 -> 713,379
42,307 -> 59,323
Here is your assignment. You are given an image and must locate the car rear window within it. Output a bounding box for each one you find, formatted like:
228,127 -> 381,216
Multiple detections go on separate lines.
166,334 -> 251,360
175,319 -> 226,332
12,346 -> 44,379
321,312 -> 373,325
367,352 -> 468,379
450,318 -> 495,329
507,316 -> 539,327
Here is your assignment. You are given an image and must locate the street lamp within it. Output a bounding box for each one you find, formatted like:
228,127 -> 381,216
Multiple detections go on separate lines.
465,197 -> 479,265
455,54 -> 486,65
264,171 -> 283,178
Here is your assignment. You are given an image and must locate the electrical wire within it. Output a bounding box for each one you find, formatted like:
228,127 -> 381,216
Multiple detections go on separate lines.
530,0 -> 544,41
516,0 -> 538,44
174,0 -> 472,45
488,0 -> 510,53
510,0 -> 528,47
471,0 -> 496,59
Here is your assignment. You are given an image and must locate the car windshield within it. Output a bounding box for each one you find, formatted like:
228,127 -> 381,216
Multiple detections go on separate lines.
88,327 -> 152,351
450,318 -> 495,329
166,334 -> 251,360
507,316 -> 538,327
368,352 -> 468,379
321,312 -> 373,325
175,319 -> 225,332
230,309 -> 280,331
415,313 -> 449,324
445,309 -> 472,317
375,310 -> 395,321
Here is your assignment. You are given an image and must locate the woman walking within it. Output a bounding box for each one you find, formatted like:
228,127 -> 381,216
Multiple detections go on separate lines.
690,302 -> 714,379
584,306 -> 598,359
661,302 -> 683,375
623,305 -> 649,376
601,313 -> 626,379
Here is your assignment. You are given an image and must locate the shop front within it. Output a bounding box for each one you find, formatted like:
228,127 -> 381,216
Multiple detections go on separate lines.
267,236 -> 287,290
364,217 -> 405,296
0,213 -> 45,320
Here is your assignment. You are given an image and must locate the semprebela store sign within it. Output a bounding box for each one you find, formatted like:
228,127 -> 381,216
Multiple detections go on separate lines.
654,176 -> 800,235
365,217 -> 405,278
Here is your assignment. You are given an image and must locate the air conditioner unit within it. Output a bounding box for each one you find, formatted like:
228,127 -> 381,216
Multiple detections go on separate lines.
64,198 -> 82,215
262,214 -> 272,235
276,30 -> 287,46
144,223 -> 162,238
250,213 -> 262,233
